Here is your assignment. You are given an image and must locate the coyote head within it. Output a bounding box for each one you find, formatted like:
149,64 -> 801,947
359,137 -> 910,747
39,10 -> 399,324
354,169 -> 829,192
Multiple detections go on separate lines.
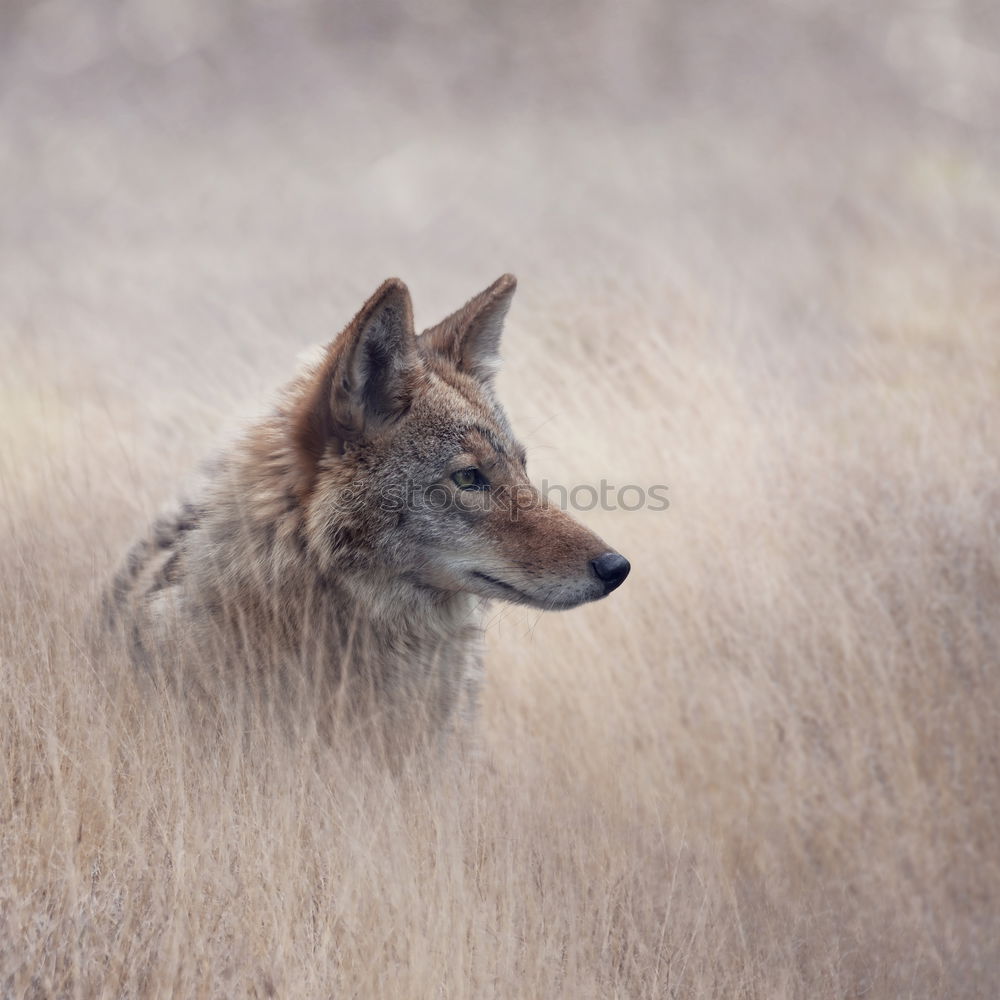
288,275 -> 630,611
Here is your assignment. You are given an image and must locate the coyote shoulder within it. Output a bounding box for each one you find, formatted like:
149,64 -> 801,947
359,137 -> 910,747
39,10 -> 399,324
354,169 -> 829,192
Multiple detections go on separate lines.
107,276 -> 629,732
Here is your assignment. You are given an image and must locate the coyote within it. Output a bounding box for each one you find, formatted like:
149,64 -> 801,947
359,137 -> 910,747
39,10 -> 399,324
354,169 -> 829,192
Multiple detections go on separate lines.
107,276 -> 629,734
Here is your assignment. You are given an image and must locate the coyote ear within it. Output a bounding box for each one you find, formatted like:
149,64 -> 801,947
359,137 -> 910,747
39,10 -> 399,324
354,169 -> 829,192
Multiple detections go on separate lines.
420,274 -> 516,384
292,279 -> 420,481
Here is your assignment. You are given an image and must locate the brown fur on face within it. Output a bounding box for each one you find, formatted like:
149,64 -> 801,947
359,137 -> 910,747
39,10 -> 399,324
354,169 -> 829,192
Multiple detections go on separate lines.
291,275 -> 626,610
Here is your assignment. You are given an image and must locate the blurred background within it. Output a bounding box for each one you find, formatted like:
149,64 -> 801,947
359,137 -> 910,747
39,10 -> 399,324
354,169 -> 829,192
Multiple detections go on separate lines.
3,0 -> 999,367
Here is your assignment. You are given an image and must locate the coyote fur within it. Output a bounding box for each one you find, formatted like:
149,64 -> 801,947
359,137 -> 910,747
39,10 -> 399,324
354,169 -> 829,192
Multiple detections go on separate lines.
106,275 -> 630,733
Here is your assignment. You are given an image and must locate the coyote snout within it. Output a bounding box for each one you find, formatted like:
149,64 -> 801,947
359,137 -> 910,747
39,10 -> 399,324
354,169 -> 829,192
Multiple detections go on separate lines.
107,273 -> 630,735
448,487 -> 630,610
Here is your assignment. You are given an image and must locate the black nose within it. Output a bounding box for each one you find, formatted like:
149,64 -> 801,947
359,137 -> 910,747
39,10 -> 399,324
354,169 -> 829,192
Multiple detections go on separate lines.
591,552 -> 631,593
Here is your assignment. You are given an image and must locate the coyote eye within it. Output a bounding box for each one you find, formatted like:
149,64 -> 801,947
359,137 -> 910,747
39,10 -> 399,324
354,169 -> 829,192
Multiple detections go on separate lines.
452,468 -> 488,490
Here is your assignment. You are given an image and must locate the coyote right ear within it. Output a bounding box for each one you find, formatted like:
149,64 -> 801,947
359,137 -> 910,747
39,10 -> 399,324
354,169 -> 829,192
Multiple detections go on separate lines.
421,274 -> 516,385
291,279 -> 421,491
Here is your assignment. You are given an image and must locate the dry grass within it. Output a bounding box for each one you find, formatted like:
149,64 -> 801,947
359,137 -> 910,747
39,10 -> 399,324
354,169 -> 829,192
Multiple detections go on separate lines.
3,2 -> 1000,997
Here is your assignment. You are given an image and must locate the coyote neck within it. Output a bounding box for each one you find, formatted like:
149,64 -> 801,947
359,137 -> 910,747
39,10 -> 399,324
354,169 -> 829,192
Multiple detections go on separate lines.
270,570 -> 486,729
323,570 -> 484,666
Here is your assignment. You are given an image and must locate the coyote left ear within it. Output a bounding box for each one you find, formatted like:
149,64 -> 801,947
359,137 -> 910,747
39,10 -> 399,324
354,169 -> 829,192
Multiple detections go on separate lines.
292,279 -> 421,491
421,274 -> 516,384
